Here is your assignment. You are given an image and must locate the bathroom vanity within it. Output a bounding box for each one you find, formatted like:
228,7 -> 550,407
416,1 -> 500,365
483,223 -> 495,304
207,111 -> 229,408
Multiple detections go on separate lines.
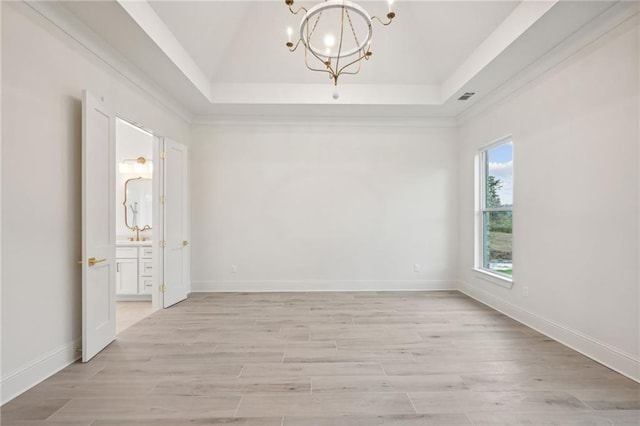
116,241 -> 153,300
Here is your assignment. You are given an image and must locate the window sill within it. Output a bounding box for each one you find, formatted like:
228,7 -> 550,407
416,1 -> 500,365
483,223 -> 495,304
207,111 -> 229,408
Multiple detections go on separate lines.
472,268 -> 514,289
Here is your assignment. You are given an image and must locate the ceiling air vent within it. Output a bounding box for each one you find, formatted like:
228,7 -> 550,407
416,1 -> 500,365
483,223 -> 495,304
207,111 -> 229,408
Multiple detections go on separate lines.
458,92 -> 475,101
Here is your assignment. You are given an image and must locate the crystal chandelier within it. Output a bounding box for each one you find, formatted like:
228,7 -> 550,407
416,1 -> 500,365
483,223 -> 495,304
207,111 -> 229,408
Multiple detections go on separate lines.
285,0 -> 396,89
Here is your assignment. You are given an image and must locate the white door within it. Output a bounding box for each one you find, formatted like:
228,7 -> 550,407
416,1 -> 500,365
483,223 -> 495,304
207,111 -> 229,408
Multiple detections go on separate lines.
82,90 -> 116,361
163,139 -> 189,307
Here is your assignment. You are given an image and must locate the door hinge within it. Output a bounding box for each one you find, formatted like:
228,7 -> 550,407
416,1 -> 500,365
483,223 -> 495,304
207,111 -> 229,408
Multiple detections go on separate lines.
76,347 -> 82,353
160,151 -> 167,159
160,284 -> 166,293
160,240 -> 167,248
160,195 -> 166,204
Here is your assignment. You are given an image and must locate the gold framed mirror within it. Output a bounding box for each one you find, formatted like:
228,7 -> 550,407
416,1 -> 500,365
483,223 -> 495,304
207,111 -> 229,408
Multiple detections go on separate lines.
123,177 -> 152,238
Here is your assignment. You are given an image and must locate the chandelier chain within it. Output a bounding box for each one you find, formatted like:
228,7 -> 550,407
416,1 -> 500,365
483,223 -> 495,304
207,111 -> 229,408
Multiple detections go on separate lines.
345,9 -> 361,52
334,6 -> 346,72
308,11 -> 323,40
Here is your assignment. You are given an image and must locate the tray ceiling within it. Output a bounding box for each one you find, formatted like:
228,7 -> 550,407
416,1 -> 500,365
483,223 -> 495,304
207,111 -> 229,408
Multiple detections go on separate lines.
51,0 -> 633,119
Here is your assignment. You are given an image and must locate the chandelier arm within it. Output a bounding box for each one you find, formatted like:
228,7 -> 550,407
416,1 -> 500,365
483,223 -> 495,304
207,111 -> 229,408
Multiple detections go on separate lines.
304,37 -> 338,78
288,5 -> 308,15
336,50 -> 365,76
288,39 -> 302,52
304,15 -> 335,75
371,15 -> 393,26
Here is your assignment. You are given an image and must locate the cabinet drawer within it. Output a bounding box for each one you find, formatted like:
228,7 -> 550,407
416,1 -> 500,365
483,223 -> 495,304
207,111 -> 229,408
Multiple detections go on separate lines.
140,261 -> 153,276
141,247 -> 153,259
116,247 -> 137,259
140,278 -> 154,295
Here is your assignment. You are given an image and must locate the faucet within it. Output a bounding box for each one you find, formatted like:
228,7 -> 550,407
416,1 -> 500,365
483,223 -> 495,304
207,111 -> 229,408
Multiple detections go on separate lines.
129,225 -> 151,242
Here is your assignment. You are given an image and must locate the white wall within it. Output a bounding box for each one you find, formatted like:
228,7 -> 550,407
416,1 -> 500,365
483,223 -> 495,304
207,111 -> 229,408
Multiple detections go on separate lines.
457,19 -> 640,380
190,122 -> 458,292
1,2 -> 190,403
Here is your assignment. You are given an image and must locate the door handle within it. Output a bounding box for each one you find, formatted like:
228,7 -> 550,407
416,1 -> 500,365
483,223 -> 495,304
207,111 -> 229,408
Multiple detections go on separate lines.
182,240 -> 189,246
88,257 -> 107,267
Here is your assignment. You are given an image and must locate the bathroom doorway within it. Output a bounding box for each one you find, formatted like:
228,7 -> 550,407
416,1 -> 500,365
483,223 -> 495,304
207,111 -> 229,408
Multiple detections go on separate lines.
114,117 -> 156,334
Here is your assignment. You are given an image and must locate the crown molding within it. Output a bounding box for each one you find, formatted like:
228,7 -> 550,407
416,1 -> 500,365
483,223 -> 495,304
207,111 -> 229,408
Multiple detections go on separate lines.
192,112 -> 457,128
455,1 -> 639,125
22,1 -> 194,124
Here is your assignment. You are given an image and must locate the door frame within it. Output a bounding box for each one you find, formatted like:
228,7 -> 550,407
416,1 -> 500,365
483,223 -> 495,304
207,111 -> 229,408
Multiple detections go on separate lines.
114,115 -> 164,312
152,134 -> 164,311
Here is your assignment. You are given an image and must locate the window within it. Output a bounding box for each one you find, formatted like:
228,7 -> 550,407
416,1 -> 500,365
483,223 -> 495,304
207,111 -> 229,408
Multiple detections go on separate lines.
478,139 -> 513,278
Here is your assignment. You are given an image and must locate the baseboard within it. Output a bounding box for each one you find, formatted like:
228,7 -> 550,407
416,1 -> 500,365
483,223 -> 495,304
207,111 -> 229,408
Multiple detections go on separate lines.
1,338 -> 81,405
116,294 -> 152,302
458,282 -> 640,383
191,280 -> 457,292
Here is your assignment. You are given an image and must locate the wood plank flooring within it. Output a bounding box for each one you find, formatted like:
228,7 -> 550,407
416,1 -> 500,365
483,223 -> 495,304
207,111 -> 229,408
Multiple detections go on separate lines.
2,291 -> 639,425
116,301 -> 153,334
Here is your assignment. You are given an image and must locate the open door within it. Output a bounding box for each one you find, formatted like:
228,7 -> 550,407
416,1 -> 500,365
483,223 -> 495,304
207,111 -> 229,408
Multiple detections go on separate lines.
81,90 -> 116,361
163,138 -> 189,307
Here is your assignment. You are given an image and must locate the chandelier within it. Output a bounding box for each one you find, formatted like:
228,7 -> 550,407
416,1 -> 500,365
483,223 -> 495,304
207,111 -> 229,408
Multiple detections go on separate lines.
285,0 -> 396,90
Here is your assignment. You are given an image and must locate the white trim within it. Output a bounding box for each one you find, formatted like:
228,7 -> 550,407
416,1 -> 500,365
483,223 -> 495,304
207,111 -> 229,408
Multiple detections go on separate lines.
191,114 -> 458,128
116,295 -> 153,302
22,1 -> 193,123
479,135 -> 514,152
116,0 -> 214,103
472,268 -> 514,289
456,2 -> 639,125
442,0 -> 558,102
0,338 -> 81,405
458,283 -> 640,383
476,138 -> 514,277
191,280 -> 457,293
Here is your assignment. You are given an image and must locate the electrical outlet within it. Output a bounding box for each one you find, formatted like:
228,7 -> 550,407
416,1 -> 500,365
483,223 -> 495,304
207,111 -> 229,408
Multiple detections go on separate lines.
522,286 -> 529,297
413,264 -> 421,273
231,264 -> 238,274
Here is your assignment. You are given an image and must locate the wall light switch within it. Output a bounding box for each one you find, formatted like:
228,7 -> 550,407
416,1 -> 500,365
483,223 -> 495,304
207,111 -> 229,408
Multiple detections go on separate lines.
413,264 -> 421,273
231,264 -> 238,273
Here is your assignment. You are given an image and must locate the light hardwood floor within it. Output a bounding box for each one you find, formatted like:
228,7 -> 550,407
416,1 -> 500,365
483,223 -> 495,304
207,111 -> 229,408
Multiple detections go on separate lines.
2,291 -> 639,425
116,301 -> 153,335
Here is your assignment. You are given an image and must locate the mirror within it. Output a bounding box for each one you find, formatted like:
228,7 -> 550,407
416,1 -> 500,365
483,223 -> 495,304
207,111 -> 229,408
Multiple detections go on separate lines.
123,177 -> 152,233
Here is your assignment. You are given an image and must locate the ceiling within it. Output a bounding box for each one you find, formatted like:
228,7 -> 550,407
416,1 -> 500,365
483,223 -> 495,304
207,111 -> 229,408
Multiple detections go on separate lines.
52,0 -> 633,120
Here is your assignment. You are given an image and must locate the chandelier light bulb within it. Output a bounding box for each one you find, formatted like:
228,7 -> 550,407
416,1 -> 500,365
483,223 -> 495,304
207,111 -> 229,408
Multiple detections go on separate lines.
388,0 -> 394,12
323,34 -> 336,48
286,27 -> 293,43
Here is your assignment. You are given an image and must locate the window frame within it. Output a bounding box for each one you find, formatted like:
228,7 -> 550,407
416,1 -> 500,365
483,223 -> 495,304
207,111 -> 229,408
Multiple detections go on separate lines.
474,137 -> 514,287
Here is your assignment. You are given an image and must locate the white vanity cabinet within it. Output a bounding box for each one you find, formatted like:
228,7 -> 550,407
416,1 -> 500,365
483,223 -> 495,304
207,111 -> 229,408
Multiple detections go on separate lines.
116,244 -> 153,300
139,246 -> 154,295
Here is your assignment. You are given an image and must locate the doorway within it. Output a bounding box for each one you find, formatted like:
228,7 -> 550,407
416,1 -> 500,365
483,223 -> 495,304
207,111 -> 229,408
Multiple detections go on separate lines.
114,117 -> 156,334
81,90 -> 190,360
